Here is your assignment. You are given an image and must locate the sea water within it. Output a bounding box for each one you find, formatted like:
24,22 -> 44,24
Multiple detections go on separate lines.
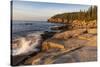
12,21 -> 64,39
12,21 -> 64,56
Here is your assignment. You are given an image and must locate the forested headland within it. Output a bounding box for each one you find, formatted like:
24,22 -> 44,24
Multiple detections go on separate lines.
48,6 -> 97,29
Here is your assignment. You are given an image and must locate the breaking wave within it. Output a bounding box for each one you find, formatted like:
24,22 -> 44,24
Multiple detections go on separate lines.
12,32 -> 43,56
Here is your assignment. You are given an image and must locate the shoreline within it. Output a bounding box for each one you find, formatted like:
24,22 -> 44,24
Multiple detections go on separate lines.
11,27 -> 97,66
24,28 -> 97,65
11,16 -> 97,66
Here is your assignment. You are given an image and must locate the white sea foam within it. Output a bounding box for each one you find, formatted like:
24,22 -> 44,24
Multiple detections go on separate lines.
12,33 -> 42,56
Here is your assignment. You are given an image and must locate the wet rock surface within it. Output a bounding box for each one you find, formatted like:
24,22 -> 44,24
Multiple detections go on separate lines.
12,28 -> 97,66
23,28 -> 97,65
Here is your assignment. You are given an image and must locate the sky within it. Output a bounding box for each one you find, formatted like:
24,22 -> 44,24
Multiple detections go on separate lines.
12,1 -> 91,21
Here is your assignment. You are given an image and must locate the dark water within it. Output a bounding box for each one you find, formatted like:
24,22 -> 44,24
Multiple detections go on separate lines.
12,21 -> 64,39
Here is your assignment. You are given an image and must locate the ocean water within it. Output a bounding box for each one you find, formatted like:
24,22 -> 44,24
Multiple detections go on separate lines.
12,21 -> 64,56
12,21 -> 64,39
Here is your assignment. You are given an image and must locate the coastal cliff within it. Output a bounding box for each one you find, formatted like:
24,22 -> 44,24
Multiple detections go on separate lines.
48,6 -> 97,29
48,18 -> 97,29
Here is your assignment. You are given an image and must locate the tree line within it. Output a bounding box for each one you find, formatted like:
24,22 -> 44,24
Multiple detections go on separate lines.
51,6 -> 97,21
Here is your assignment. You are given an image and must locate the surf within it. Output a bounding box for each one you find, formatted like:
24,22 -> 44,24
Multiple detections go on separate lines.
12,32 -> 42,56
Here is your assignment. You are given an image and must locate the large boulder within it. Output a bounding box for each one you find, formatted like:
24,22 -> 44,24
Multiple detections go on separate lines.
87,28 -> 97,34
87,20 -> 97,28
52,29 -> 87,40
42,39 -> 65,51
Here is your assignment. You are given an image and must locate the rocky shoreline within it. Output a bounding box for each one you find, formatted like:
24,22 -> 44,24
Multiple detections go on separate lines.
11,27 -> 97,66
24,28 -> 97,65
48,18 -> 97,30
12,14 -> 97,65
